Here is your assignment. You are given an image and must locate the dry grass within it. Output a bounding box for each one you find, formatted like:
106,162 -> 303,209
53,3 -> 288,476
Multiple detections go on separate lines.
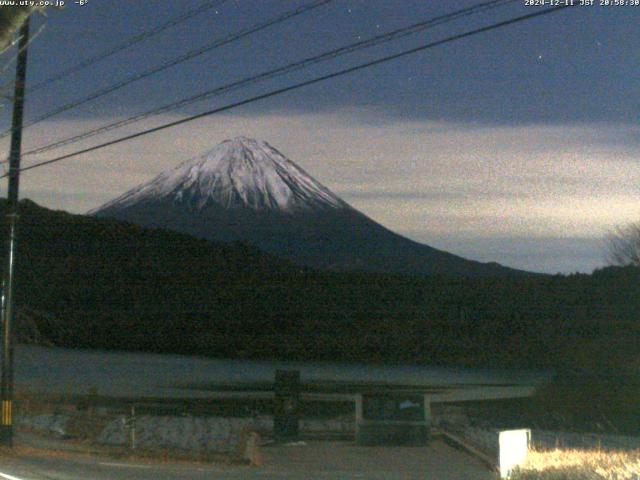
510,448 -> 640,480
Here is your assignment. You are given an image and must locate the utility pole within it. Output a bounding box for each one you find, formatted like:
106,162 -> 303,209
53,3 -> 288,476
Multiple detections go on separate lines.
0,17 -> 30,447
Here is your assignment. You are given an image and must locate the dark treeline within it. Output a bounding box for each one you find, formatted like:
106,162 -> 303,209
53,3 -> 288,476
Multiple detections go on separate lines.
7,200 -> 638,376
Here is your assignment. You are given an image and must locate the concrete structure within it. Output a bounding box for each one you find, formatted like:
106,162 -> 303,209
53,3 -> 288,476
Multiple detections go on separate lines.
355,393 -> 432,445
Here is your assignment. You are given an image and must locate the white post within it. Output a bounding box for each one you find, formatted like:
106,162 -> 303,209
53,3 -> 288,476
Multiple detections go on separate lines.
499,429 -> 530,478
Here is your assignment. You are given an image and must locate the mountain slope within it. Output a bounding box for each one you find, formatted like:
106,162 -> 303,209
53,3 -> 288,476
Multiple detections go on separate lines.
92,136 -> 526,277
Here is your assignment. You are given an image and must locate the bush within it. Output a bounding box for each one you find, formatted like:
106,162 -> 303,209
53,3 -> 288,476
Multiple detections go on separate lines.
510,449 -> 640,480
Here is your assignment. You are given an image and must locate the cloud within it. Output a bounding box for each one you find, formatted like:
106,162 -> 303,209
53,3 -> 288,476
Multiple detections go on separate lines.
413,235 -> 609,275
4,107 -> 639,272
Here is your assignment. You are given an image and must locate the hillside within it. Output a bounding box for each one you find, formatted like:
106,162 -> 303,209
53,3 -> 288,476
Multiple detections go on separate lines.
2,199 -> 638,372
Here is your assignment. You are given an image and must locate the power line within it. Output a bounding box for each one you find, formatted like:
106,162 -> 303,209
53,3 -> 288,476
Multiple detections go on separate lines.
26,0 -> 229,93
0,11 -> 48,101
0,0 -> 334,140
7,4 -> 576,178
0,11 -> 47,74
20,0 -> 517,158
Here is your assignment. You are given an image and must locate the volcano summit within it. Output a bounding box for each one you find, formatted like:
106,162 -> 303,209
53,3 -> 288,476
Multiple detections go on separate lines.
96,137 -> 348,214
92,136 -> 523,277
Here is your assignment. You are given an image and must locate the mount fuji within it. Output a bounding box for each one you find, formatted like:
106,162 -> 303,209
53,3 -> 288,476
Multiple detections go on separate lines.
91,136 -> 524,277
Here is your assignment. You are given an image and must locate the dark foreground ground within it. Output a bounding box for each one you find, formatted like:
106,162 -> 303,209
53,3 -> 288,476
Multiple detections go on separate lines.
0,439 -> 494,480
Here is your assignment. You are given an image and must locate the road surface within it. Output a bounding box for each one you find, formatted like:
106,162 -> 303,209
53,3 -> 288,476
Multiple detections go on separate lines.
0,440 -> 495,479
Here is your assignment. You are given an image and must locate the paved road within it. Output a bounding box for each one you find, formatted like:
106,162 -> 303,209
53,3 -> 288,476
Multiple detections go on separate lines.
0,440 -> 495,480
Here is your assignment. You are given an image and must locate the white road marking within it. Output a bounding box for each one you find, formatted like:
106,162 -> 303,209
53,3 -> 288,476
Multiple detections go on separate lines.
98,462 -> 152,469
0,471 -> 26,480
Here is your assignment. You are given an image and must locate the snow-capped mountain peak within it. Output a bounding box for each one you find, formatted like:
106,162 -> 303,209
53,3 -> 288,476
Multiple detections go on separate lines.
91,137 -> 523,277
93,136 -> 349,214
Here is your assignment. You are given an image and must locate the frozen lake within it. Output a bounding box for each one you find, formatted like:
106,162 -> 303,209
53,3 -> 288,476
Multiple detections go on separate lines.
14,345 -> 551,401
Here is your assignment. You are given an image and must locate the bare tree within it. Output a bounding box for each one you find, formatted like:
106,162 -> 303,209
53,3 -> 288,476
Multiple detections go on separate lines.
606,223 -> 640,266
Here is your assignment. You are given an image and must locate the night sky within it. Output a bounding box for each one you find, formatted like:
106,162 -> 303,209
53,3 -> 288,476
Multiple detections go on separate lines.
0,0 -> 638,273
